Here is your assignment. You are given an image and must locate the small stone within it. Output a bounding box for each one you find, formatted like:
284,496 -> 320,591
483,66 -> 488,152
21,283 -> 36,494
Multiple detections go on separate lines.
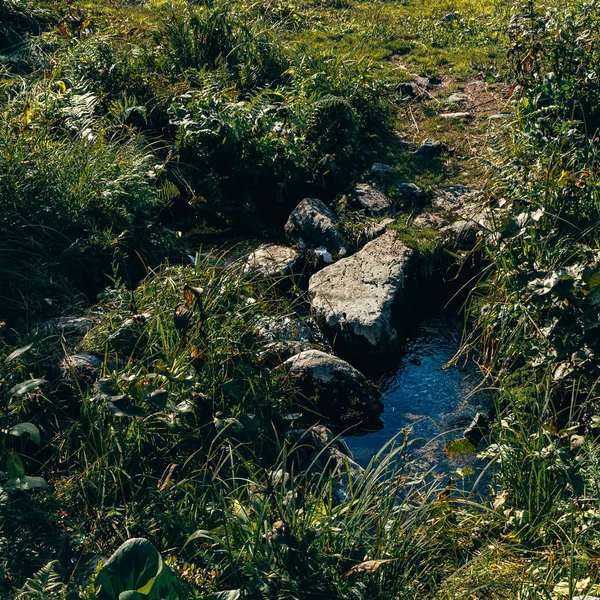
244,244 -> 301,278
37,316 -> 98,337
256,315 -> 329,349
371,163 -> 393,175
350,183 -> 394,217
303,245 -> 341,273
414,138 -> 448,158
397,182 -> 426,201
440,12 -> 460,22
463,413 -> 489,447
414,76 -> 432,89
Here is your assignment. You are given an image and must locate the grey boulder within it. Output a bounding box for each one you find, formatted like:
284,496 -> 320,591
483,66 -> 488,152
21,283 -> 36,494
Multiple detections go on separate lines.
283,350 -> 383,431
349,183 -> 394,217
61,353 -> 104,386
285,198 -> 348,256
309,230 -> 414,357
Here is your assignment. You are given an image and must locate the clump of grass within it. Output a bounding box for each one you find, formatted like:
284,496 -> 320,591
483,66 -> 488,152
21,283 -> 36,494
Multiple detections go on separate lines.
0,94 -> 168,317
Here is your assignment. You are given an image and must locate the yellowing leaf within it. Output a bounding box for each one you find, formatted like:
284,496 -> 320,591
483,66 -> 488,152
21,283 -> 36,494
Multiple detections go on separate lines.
446,438 -> 476,458
22,102 -> 32,126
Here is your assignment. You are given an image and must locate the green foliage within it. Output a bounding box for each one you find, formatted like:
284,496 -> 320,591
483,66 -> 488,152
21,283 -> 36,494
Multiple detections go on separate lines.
14,561 -> 64,600
0,85 -> 167,315
96,538 -> 180,600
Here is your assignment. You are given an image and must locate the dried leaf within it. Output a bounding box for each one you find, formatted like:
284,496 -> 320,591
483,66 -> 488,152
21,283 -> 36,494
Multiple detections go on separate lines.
190,345 -> 206,373
344,559 -> 396,578
158,463 -> 178,491
174,304 -> 195,332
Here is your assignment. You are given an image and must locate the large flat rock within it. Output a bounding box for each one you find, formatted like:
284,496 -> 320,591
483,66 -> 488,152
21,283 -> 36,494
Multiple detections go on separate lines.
309,230 -> 414,357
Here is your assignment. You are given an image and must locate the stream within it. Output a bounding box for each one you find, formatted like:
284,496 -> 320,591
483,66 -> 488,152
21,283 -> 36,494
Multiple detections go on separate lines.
345,313 -> 489,479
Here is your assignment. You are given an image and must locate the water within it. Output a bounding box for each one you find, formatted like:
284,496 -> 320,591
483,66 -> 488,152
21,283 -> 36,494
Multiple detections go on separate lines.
345,314 -> 488,475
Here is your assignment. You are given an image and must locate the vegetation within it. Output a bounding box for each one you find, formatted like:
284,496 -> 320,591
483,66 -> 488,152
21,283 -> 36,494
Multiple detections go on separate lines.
2,0 -> 600,597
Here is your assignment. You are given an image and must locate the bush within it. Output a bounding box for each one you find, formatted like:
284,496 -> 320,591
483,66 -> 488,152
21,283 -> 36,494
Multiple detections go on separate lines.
0,88 -> 165,316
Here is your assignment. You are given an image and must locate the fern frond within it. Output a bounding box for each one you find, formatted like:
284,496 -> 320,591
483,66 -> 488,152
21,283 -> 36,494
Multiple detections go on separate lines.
15,561 -> 64,600
62,91 -> 98,140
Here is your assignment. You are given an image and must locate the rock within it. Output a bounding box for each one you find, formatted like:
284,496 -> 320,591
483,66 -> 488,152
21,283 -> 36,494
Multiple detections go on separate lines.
413,185 -> 488,249
413,211 -> 445,230
60,353 -> 104,385
257,315 -> 328,347
259,340 -> 315,367
397,182 -> 426,202
440,12 -> 460,22
350,183 -> 394,217
37,316 -> 98,338
414,76 -> 433,89
440,112 -> 473,120
244,244 -> 301,278
433,185 -> 480,210
370,163 -> 393,175
256,315 -> 330,366
285,198 -> 348,256
414,138 -> 448,158
309,230 -> 414,357
446,92 -> 469,104
463,412 -> 489,447
285,425 -> 364,504
283,350 -> 383,431
440,219 -> 478,247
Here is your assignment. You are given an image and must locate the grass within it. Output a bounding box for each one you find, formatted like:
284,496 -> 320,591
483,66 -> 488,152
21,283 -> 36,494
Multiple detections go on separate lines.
3,0 -> 600,598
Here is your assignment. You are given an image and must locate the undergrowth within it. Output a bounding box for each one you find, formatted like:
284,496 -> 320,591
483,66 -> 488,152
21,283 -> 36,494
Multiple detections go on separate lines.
4,0 -> 600,598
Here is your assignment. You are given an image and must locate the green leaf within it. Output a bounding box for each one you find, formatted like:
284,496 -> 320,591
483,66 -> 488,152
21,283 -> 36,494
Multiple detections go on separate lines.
446,438 -> 476,458
119,592 -> 145,600
184,529 -> 224,549
96,538 -> 180,600
3,475 -> 48,491
6,452 -> 25,479
204,591 -> 241,600
8,378 -> 47,399
5,422 -> 41,445
5,343 -> 33,364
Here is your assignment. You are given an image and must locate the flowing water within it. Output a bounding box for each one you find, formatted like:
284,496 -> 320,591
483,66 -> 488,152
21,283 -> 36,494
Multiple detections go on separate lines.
345,314 -> 489,478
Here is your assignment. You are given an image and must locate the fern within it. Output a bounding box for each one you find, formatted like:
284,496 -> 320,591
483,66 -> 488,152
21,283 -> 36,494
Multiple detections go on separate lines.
15,561 -> 64,600
61,91 -> 98,141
